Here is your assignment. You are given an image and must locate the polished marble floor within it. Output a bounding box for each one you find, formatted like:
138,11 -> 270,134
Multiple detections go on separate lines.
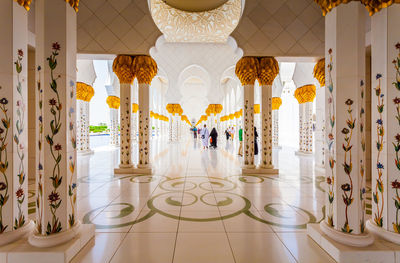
28,136 -> 372,262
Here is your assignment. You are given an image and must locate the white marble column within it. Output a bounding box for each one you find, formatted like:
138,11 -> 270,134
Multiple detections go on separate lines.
106,96 -> 120,147
272,109 -> 279,147
367,4 -> 400,245
314,59 -> 326,170
30,0 -> 88,247
131,81 -> 138,142
0,0 -> 33,246
236,57 -> 258,171
258,57 -> 279,172
309,1 -> 373,247
134,55 -> 157,174
112,55 -> 134,171
76,81 -> 94,155
293,62 -> 317,155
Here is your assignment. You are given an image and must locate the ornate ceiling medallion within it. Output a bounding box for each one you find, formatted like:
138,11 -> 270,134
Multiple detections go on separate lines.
150,0 -> 242,43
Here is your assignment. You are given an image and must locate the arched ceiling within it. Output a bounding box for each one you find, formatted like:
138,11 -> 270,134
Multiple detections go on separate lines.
75,0 -> 325,57
163,0 -> 228,12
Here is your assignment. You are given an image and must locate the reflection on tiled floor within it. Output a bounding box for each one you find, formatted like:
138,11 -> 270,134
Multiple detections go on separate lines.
28,138 -> 351,262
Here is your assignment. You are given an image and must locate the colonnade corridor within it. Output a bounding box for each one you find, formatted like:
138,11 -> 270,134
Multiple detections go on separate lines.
26,137 -> 335,262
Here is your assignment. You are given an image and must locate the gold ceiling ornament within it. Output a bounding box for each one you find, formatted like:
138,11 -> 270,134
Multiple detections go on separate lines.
106,96 -> 120,109
112,55 -> 135,84
76,82 -> 94,102
313,58 -> 325,87
313,0 -> 353,16
235,57 -> 259,86
14,0 -> 32,11
254,104 -> 260,114
65,0 -> 79,12
132,55 -> 158,85
272,97 -> 282,110
132,103 -> 139,113
150,0 -> 241,43
257,57 -> 279,86
360,0 -> 400,15
294,84 -> 316,104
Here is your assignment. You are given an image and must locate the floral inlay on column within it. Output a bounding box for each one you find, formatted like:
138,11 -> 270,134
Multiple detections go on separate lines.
0,96 -> 10,233
341,98 -> 356,233
36,65 -> 44,233
326,49 -> 335,227
373,73 -> 384,227
235,57 -> 259,168
45,42 -> 63,234
68,82 -> 76,228
113,55 -> 135,167
360,79 -> 366,233
392,42 -> 400,233
257,57 -> 279,168
14,49 -> 26,230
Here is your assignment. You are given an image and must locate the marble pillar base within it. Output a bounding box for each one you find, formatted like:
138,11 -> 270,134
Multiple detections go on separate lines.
1,224 -> 94,263
295,150 -> 313,157
242,165 -> 278,175
114,166 -> 153,175
367,220 -> 400,245
77,149 -> 94,156
0,220 -> 34,247
307,223 -> 400,263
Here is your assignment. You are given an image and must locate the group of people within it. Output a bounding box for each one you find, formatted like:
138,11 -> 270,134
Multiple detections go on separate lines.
196,124 -> 218,149
192,124 -> 259,156
224,126 -> 235,141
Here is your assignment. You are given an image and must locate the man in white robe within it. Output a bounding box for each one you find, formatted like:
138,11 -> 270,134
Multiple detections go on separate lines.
200,124 -> 210,149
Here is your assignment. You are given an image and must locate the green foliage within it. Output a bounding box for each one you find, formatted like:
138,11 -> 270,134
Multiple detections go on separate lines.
89,125 -> 108,133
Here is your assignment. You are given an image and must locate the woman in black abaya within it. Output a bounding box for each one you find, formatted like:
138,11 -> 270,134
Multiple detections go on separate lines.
210,128 -> 218,149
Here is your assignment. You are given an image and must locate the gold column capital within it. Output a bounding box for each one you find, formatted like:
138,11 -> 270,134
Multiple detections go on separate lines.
65,0 -> 79,12
113,55 -> 135,84
272,97 -> 282,110
235,56 -> 259,86
106,96 -> 120,109
294,84 -> 316,104
254,104 -> 260,114
313,58 -> 325,87
132,55 -> 158,85
76,82 -> 95,102
360,0 -> 400,15
257,57 -> 279,86
313,0 -> 353,16
166,103 -> 182,115
14,0 -> 32,10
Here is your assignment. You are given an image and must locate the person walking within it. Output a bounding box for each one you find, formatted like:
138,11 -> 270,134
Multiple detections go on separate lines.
193,126 -> 198,139
238,126 -> 243,156
200,124 -> 210,149
225,129 -> 230,141
254,126 -> 259,155
210,127 -> 218,149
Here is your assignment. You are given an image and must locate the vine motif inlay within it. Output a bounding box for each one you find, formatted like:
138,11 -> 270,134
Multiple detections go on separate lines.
374,73 -> 384,228
326,48 -> 335,227
45,42 -> 63,235
341,97 -> 356,233
36,65 -> 44,233
359,79 -> 366,233
0,94 -> 10,233
14,49 -> 26,230
392,42 -> 400,233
